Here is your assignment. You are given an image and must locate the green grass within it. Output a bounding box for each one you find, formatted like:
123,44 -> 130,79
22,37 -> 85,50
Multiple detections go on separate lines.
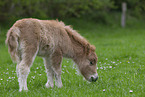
0,19 -> 145,97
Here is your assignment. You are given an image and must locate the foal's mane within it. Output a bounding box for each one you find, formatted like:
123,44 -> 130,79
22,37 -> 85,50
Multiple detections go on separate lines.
59,21 -> 95,55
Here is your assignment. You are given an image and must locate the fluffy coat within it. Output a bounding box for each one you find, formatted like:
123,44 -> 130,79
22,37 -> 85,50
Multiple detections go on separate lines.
6,18 -> 98,92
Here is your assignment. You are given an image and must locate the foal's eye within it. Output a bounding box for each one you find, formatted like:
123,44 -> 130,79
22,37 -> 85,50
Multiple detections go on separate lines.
90,61 -> 93,65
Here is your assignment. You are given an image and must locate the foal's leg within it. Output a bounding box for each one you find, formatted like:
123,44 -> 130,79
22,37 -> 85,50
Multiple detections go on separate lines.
43,57 -> 54,88
51,50 -> 63,88
17,60 -> 30,92
17,44 -> 38,92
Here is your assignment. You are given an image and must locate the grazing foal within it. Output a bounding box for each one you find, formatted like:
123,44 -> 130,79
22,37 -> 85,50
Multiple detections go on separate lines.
6,18 -> 98,92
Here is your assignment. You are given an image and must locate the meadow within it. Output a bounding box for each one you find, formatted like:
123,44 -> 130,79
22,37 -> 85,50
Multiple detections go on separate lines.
0,19 -> 145,97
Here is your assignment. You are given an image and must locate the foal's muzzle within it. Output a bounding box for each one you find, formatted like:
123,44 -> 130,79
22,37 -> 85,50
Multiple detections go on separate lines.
90,76 -> 98,82
88,73 -> 98,82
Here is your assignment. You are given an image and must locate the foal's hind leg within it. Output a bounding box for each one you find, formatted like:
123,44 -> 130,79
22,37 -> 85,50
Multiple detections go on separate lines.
17,44 -> 38,92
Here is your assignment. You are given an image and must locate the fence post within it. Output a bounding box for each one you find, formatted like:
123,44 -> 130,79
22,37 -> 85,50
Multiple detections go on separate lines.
121,2 -> 127,28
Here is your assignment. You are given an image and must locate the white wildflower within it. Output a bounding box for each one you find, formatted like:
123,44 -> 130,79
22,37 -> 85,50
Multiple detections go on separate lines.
129,90 -> 133,93
100,67 -> 103,69
109,66 -> 112,68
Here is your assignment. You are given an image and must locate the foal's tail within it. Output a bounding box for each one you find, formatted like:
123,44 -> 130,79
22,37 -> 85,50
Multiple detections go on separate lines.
5,26 -> 20,63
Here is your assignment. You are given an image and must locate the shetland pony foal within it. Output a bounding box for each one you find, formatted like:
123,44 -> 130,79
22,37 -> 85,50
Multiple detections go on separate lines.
6,18 -> 98,92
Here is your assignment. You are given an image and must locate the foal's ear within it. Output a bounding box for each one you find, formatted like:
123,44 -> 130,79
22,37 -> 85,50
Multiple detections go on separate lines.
90,45 -> 96,52
86,44 -> 90,55
86,44 -> 96,55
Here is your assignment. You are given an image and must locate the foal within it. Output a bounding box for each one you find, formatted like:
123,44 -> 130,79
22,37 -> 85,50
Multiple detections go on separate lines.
6,18 -> 98,92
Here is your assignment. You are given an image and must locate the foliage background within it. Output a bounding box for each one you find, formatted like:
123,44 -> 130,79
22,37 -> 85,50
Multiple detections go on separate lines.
0,0 -> 144,24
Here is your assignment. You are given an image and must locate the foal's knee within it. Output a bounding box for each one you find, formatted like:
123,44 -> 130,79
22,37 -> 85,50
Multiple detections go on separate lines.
18,61 -> 30,75
52,66 -> 61,76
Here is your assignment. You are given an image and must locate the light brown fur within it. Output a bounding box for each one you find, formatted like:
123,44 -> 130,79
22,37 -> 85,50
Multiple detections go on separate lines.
6,18 -> 98,91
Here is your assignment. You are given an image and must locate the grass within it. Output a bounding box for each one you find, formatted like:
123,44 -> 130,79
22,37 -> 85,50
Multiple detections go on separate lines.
0,18 -> 145,97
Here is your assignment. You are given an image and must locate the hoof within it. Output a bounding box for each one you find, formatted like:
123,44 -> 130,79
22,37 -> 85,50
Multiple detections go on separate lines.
45,83 -> 54,88
19,89 -> 22,92
19,89 -> 28,92
56,83 -> 63,88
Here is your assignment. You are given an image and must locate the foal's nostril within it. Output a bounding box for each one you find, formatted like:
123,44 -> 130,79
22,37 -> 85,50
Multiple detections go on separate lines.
91,76 -> 98,82
91,77 -> 94,81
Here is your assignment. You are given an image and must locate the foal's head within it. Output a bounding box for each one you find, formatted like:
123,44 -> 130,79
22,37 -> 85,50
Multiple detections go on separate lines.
75,44 -> 98,82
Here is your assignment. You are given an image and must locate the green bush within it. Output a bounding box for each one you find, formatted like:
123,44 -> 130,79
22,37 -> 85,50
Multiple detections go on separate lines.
0,0 -> 144,23
112,0 -> 145,18
0,0 -> 114,21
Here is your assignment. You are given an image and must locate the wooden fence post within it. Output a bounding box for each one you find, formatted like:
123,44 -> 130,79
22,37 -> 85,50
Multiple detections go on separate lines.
121,2 -> 127,28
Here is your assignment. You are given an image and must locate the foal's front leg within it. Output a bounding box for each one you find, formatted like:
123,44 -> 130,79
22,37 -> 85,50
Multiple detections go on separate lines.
43,58 -> 54,88
51,50 -> 63,88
